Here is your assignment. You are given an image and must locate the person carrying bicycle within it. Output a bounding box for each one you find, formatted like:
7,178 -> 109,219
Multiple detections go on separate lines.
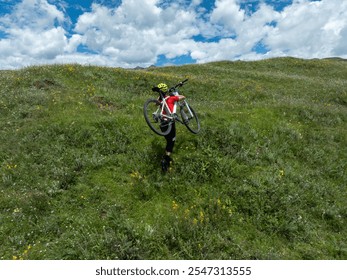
152,83 -> 185,172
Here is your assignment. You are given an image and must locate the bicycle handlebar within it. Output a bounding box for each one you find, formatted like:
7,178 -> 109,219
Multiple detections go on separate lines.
152,79 -> 189,96
169,78 -> 189,92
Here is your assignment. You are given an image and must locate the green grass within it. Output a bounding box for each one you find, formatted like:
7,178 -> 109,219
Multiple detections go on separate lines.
0,58 -> 346,260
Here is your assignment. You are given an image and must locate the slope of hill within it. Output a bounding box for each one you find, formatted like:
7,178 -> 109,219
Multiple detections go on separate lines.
0,58 -> 346,259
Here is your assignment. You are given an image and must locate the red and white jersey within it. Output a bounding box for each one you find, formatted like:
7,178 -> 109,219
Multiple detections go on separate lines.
165,95 -> 180,113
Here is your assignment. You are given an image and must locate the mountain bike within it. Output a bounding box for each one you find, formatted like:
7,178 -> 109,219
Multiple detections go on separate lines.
143,79 -> 200,136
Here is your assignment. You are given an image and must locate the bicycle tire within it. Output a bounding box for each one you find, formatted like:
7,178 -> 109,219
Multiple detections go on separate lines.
180,104 -> 200,134
143,98 -> 172,136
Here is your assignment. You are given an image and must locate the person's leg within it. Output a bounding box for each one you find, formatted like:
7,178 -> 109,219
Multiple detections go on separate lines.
161,123 -> 176,171
164,123 -> 176,155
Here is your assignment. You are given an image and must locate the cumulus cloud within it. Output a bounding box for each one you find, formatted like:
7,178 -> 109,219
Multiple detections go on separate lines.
1,0 -> 65,30
333,26 -> 347,56
264,0 -> 347,58
72,0 -> 199,66
196,0 -> 347,62
211,0 -> 245,32
0,0 -> 346,69
0,0 -> 77,68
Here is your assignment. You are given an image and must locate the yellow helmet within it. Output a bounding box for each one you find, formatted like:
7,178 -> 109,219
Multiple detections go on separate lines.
157,83 -> 168,92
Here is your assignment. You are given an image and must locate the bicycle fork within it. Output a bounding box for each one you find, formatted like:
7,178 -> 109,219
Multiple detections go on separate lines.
180,101 -> 193,123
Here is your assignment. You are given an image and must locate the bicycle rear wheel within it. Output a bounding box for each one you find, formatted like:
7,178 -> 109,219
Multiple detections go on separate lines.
143,98 -> 172,136
180,103 -> 200,134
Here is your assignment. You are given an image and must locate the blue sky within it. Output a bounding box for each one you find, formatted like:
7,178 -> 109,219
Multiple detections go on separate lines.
0,0 -> 346,69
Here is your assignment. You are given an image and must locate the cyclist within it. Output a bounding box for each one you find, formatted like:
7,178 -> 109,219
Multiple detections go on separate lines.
152,83 -> 185,172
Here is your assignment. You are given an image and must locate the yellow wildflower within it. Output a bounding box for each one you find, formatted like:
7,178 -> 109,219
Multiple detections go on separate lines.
199,211 -> 205,223
184,208 -> 190,218
130,171 -> 142,179
172,201 -> 179,211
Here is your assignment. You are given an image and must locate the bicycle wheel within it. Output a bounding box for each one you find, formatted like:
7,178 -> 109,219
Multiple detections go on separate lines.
143,98 -> 172,136
180,103 -> 200,134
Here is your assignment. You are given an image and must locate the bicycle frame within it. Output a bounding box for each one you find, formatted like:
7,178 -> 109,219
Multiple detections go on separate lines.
145,78 -> 200,135
154,93 -> 176,123
155,93 -> 193,124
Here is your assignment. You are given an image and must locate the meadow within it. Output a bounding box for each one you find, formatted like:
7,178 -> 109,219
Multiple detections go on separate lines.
0,57 -> 346,259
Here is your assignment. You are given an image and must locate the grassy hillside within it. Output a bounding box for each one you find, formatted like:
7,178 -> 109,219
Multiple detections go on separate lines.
0,58 -> 346,260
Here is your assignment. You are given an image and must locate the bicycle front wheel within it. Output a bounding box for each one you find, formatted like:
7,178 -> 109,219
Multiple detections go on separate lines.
143,98 -> 172,136
180,103 -> 200,134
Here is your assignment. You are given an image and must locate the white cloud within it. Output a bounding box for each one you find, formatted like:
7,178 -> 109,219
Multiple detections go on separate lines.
0,0 -> 75,69
13,27 -> 66,59
1,0 -> 65,30
264,0 -> 347,58
64,34 -> 83,53
210,0 -> 245,31
236,4 -> 280,53
196,0 -> 347,62
333,26 -> 347,56
191,38 -> 238,62
73,1 -> 199,66
0,0 -> 346,69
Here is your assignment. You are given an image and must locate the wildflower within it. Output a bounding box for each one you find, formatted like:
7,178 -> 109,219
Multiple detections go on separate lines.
130,171 -> 142,180
86,84 -> 96,96
172,200 -> 179,211
184,208 -> 190,219
6,163 -> 17,170
199,211 -> 205,223
279,170 -> 285,177
67,66 -> 75,72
